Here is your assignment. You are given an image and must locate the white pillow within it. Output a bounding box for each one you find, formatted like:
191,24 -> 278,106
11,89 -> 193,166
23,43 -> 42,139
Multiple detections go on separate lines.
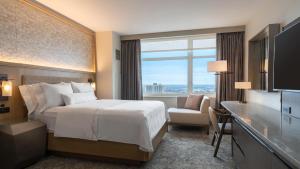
71,82 -> 94,93
19,83 -> 48,115
30,83 -> 48,114
41,83 -> 73,108
62,92 -> 97,105
19,85 -> 37,114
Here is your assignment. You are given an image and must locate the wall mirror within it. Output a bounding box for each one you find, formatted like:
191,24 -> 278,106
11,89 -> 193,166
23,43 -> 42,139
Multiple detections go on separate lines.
248,24 -> 280,92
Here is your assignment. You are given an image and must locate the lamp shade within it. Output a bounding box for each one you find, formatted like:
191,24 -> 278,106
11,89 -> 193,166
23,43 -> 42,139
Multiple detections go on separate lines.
2,81 -> 12,96
235,82 -> 251,89
207,60 -> 227,72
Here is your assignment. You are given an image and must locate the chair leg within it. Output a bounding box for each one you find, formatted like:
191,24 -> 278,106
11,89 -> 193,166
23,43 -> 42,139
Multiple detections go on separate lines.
214,133 -> 223,157
231,136 -> 233,156
206,126 -> 210,135
211,132 -> 216,146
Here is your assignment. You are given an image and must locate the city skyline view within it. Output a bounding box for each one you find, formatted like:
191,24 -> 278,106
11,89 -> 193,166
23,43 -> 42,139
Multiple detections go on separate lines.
141,52 -> 216,85
141,37 -> 216,95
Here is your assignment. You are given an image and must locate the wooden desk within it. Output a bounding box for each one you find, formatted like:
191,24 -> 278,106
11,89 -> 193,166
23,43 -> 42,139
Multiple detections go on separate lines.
222,101 -> 298,169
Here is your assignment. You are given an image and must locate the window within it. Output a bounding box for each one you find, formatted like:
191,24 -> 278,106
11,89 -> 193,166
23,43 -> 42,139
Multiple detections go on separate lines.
141,34 -> 216,96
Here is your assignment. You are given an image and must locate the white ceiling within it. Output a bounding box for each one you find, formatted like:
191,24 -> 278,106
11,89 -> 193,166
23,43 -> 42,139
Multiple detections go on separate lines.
37,0 -> 271,35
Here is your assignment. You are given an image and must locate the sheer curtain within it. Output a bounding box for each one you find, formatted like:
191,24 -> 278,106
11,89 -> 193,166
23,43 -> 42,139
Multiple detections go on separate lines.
216,32 -> 244,108
120,40 -> 143,100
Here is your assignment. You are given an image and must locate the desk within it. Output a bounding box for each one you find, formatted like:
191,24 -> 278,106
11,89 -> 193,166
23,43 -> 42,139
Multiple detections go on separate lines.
222,101 -> 299,169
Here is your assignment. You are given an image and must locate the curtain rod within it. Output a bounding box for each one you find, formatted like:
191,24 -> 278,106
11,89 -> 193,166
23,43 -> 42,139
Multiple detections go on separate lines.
121,25 -> 245,40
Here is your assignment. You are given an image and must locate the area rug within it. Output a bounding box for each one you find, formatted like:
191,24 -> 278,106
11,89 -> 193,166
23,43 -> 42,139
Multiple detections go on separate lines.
27,126 -> 234,169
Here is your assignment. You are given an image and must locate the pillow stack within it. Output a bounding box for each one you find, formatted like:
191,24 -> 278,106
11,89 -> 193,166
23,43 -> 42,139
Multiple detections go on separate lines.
19,81 -> 97,115
62,82 -> 97,106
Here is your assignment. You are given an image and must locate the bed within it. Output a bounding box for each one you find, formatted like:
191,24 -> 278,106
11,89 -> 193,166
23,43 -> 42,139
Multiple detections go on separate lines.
21,75 -> 168,162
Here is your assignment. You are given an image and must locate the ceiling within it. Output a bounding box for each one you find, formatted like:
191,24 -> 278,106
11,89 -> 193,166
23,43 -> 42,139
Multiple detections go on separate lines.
37,0 -> 271,35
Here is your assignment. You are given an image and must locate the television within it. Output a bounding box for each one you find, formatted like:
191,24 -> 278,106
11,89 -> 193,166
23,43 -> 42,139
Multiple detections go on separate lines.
274,22 -> 300,90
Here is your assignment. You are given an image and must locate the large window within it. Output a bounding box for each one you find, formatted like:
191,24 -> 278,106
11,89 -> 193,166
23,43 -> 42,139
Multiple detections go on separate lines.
141,34 -> 216,96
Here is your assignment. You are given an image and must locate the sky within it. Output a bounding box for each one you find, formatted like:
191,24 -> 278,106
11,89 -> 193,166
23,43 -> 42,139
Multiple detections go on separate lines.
141,50 -> 216,85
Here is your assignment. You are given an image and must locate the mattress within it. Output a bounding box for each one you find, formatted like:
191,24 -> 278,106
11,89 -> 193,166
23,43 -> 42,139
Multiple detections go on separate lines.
35,106 -> 65,132
33,99 -> 167,152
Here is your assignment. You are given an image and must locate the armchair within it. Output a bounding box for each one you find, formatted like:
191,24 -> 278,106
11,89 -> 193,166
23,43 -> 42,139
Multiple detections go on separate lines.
168,96 -> 210,134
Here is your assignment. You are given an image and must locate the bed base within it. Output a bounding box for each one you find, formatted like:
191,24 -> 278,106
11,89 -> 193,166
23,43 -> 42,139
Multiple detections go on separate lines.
47,122 -> 168,162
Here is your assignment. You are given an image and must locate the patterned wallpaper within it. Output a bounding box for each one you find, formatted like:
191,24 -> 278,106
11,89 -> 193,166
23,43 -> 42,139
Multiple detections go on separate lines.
0,0 -> 95,72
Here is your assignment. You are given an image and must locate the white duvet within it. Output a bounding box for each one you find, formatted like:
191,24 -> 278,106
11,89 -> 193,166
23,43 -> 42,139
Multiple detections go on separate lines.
46,99 -> 167,152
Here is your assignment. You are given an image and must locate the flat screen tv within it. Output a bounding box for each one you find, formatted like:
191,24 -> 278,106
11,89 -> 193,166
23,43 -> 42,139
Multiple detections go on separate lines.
274,22 -> 300,90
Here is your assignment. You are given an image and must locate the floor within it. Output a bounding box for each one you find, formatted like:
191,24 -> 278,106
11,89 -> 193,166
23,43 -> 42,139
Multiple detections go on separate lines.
27,126 -> 234,169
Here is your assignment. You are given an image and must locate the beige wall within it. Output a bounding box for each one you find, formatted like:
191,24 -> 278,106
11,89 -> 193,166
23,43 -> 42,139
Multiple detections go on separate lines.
112,33 -> 121,99
0,0 -> 96,120
96,31 -> 121,99
0,0 -> 95,72
245,0 -> 300,110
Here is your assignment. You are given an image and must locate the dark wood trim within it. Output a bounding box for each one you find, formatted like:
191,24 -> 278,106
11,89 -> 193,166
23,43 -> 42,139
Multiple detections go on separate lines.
283,17 -> 300,31
121,25 -> 245,40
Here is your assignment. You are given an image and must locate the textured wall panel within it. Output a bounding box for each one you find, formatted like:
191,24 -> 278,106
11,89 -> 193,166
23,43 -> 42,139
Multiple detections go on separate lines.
0,0 -> 95,72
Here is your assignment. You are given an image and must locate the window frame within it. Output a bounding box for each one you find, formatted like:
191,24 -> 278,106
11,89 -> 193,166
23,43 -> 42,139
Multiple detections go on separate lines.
141,34 -> 216,97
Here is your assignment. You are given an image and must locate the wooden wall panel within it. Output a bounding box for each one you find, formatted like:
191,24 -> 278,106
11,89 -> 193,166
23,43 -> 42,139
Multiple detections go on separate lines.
0,63 -> 95,121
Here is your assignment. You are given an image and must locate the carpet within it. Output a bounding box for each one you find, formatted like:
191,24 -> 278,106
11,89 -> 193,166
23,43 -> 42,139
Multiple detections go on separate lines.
27,126 -> 234,169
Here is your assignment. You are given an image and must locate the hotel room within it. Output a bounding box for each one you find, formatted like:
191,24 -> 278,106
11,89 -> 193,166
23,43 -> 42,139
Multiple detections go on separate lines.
0,0 -> 299,169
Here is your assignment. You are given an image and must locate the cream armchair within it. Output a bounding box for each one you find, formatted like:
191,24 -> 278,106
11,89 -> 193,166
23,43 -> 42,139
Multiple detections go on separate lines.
168,96 -> 211,134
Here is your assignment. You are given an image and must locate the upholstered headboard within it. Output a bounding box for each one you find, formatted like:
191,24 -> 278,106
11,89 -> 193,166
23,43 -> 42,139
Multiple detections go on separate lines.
22,75 -> 89,85
0,62 -> 95,121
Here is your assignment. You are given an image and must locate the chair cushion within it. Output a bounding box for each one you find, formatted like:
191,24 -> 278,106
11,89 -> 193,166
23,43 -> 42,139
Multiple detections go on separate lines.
200,96 -> 210,114
184,94 -> 204,110
168,108 -> 208,125
168,108 -> 201,114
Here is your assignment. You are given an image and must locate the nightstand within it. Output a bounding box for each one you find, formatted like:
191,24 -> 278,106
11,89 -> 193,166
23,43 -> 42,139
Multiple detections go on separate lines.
0,118 -> 47,169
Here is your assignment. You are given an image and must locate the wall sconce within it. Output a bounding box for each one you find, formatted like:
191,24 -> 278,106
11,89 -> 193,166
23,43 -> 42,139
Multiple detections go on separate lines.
2,81 -> 13,97
235,82 -> 251,103
88,78 -> 96,91
91,82 -> 96,91
0,80 -> 13,113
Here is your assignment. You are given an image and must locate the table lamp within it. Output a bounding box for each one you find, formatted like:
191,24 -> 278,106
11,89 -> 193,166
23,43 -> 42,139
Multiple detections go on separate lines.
207,60 -> 227,75
235,82 -> 251,103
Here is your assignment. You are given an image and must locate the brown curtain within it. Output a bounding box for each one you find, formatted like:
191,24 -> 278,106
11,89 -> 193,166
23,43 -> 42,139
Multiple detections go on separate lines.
121,40 -> 143,100
216,32 -> 244,108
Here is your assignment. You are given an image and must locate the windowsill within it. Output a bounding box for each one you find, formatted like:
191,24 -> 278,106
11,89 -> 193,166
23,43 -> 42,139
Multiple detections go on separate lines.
143,95 -> 179,98
143,93 -> 216,98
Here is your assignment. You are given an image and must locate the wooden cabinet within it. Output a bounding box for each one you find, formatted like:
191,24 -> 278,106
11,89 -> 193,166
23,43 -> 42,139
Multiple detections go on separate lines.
272,155 -> 291,169
232,119 -> 291,169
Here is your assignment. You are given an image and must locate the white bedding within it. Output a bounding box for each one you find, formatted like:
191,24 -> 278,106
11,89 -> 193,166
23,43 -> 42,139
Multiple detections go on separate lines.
35,99 -> 167,152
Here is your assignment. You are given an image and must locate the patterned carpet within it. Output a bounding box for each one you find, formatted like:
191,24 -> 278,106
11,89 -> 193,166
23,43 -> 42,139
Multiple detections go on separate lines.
27,126 -> 234,169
